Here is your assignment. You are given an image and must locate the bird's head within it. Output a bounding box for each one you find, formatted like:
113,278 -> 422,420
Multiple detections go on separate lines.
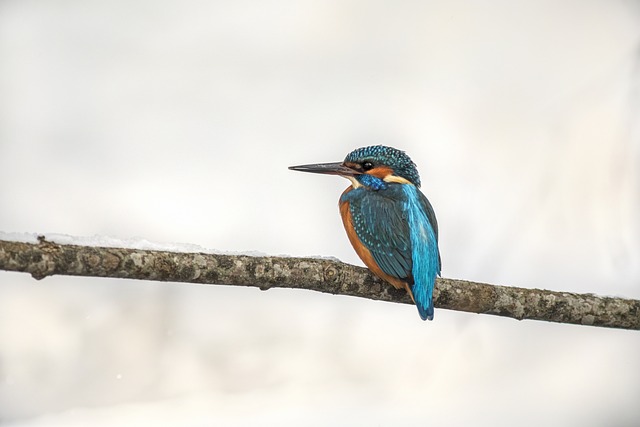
289,145 -> 421,188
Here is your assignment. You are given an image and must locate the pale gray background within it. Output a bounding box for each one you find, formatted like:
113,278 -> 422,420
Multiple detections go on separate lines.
1,1 -> 640,426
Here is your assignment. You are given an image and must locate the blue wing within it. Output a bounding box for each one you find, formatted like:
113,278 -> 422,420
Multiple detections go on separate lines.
345,185 -> 413,280
343,184 -> 441,320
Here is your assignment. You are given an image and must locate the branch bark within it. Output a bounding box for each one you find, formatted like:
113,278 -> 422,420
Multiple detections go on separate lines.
0,237 -> 638,330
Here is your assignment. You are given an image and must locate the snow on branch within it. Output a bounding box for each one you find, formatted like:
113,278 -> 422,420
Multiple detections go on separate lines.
0,236 -> 638,330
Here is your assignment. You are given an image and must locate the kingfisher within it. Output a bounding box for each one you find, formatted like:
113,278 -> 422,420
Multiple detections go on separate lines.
289,145 -> 441,320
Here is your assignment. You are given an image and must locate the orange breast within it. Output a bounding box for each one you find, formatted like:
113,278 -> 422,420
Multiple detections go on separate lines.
339,187 -> 414,299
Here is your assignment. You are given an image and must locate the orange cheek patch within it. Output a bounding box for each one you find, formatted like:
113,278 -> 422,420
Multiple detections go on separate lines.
367,166 -> 393,179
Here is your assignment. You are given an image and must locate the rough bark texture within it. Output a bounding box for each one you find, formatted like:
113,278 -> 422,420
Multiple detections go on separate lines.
1,237 -> 638,330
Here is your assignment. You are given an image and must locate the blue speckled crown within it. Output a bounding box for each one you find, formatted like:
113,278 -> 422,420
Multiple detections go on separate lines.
345,145 -> 421,187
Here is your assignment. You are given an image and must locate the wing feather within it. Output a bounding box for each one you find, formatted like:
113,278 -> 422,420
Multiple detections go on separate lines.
346,186 -> 413,281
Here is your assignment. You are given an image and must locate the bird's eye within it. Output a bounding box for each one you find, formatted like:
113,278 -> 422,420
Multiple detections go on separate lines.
362,161 -> 374,171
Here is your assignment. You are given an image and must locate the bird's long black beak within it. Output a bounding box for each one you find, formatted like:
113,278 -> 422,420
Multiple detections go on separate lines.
288,162 -> 360,176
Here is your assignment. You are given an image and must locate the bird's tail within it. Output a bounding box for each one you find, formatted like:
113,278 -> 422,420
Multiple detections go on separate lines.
412,283 -> 434,321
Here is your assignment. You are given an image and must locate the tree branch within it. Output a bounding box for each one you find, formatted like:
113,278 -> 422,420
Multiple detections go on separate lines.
0,236 -> 638,330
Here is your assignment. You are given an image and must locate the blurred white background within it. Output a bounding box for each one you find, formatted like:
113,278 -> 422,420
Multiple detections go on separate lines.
1,0 -> 639,426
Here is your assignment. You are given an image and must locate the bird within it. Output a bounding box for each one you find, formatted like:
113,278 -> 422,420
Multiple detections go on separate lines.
289,145 -> 441,320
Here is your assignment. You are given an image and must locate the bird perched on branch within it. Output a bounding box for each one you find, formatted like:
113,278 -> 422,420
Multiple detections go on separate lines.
289,145 -> 441,320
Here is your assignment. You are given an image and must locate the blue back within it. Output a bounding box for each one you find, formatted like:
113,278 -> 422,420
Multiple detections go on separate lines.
401,184 -> 440,320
